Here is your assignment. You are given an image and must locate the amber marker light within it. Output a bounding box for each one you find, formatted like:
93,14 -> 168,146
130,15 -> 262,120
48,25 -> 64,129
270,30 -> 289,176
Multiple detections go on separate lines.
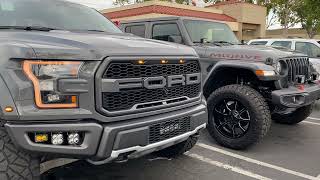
4,106 -> 14,112
179,59 -> 185,64
161,60 -> 168,64
137,60 -> 145,64
255,70 -> 275,77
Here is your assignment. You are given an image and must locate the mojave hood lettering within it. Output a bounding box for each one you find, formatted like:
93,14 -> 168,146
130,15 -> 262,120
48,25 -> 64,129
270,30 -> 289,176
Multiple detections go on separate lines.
205,45 -> 307,62
210,53 -> 263,61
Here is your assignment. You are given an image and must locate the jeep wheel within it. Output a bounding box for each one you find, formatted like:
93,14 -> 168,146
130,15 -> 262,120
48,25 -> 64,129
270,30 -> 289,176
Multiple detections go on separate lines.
0,127 -> 40,180
155,135 -> 198,158
207,85 -> 271,150
272,104 -> 313,125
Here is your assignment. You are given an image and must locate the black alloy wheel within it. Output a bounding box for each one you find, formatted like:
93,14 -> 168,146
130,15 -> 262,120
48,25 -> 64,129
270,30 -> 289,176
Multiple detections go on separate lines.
213,99 -> 251,139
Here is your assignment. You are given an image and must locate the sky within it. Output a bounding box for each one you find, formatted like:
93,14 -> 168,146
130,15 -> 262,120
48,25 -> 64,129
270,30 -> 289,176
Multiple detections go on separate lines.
66,0 -> 114,10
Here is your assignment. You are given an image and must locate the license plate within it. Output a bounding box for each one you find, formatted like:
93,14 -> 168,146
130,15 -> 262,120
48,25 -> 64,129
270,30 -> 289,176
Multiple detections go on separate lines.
159,122 -> 181,135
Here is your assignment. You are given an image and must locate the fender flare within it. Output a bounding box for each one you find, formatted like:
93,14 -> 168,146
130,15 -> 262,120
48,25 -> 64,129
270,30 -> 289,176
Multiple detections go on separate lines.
203,61 -> 279,94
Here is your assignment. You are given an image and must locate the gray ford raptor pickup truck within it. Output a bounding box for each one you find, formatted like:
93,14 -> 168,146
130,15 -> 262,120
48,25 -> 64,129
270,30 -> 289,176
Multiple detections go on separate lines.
121,16 -> 320,150
0,1 -> 207,179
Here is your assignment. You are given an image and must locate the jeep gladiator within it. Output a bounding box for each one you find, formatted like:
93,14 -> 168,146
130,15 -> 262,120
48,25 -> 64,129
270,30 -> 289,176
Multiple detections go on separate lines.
0,1 -> 207,179
121,16 -> 320,150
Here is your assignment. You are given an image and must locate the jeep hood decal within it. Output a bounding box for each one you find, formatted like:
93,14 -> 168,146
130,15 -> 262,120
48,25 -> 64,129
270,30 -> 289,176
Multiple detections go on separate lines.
205,45 -> 306,62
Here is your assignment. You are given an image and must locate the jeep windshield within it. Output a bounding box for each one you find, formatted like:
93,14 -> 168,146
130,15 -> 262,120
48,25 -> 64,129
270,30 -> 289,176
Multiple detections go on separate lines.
0,0 -> 122,33
184,20 -> 239,45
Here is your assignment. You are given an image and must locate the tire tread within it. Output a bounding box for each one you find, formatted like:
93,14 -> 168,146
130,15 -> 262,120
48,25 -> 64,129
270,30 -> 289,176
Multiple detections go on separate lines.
0,127 -> 39,180
207,85 -> 271,149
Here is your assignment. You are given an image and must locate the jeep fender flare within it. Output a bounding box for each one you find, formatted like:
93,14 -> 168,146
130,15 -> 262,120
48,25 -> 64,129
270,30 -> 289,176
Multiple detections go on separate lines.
0,76 -> 19,121
203,60 -> 279,97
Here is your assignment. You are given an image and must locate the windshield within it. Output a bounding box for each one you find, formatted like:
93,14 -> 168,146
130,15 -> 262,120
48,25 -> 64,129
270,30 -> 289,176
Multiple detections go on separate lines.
184,20 -> 239,44
0,0 -> 122,33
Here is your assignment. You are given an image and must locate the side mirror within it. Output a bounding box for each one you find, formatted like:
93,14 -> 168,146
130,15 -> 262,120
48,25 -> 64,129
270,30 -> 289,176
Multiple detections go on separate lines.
168,35 -> 183,44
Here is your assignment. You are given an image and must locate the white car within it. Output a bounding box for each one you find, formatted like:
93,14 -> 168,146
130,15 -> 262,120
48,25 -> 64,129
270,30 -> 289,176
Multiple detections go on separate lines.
248,39 -> 320,74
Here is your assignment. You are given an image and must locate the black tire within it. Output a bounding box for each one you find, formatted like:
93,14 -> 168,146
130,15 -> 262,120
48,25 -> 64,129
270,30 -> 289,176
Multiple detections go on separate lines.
155,135 -> 198,158
207,85 -> 271,150
273,104 -> 314,125
0,127 -> 40,180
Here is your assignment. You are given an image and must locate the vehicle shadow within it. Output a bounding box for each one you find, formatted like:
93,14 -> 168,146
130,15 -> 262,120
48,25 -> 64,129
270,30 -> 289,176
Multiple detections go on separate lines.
41,155 -> 197,180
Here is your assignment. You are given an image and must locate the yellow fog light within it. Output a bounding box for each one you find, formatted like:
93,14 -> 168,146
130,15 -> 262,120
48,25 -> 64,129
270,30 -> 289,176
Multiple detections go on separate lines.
35,134 -> 49,143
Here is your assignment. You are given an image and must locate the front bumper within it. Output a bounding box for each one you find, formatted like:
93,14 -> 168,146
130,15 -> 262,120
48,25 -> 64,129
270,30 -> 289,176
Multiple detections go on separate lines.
272,83 -> 320,108
5,103 -> 207,162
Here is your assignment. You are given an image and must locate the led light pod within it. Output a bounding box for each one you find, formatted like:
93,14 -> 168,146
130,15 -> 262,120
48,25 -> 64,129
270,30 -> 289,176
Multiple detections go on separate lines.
52,133 -> 64,145
68,133 -> 80,145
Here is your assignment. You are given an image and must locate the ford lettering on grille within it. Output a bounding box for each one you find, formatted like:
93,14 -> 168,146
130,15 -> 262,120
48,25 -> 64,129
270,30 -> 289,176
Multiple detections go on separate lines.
102,73 -> 201,92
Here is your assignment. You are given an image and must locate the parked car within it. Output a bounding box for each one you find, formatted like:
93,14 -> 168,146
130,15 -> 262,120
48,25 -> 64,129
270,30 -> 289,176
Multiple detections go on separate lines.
121,16 -> 320,150
248,39 -> 320,74
0,0 -> 208,179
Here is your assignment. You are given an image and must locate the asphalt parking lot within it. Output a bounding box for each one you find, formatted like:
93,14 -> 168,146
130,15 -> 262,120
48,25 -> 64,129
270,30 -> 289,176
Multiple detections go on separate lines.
42,103 -> 320,180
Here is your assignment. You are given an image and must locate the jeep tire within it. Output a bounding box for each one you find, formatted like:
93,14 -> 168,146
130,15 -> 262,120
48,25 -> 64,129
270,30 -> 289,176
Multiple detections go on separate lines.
0,127 -> 40,180
207,85 -> 271,150
155,135 -> 198,158
272,104 -> 313,125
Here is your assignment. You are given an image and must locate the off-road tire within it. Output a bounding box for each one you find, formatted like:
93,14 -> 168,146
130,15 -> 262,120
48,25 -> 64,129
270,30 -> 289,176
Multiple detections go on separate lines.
273,104 -> 314,125
155,135 -> 198,158
207,85 -> 272,150
0,127 -> 40,180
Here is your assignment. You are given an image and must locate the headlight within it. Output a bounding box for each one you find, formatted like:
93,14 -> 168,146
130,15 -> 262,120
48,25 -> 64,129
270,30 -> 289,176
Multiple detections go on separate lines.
274,60 -> 287,75
23,60 -> 83,109
275,62 -> 282,74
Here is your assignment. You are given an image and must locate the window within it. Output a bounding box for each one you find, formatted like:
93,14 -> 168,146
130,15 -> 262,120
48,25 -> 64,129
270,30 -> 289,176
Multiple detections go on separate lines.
152,23 -> 183,43
249,41 -> 268,45
125,24 -> 145,37
296,42 -> 320,58
184,20 -> 239,44
0,0 -> 122,33
271,41 -> 292,49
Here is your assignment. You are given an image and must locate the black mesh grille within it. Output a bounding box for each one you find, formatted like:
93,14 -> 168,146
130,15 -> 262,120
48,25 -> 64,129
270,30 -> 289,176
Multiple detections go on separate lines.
149,117 -> 191,144
103,61 -> 200,79
285,58 -> 309,84
102,84 -> 200,111
101,60 -> 201,112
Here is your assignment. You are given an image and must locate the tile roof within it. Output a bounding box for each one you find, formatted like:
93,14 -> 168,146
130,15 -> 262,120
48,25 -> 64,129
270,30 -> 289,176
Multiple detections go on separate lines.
104,5 -> 236,22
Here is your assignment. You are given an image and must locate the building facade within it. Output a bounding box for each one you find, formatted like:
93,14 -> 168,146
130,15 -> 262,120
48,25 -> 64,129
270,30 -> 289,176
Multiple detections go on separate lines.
101,0 -> 267,41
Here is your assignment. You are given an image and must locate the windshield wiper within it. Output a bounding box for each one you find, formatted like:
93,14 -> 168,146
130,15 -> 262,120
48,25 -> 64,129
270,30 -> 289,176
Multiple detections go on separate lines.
86,30 -> 105,32
0,26 -> 57,31
211,41 -> 234,45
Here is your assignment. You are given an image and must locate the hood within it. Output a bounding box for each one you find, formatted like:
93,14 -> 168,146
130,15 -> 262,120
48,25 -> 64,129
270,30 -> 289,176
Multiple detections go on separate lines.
204,45 -> 307,63
0,30 -> 197,60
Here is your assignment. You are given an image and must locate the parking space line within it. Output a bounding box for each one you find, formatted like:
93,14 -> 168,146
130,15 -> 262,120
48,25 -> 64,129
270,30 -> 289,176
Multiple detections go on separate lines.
196,143 -> 318,180
188,153 -> 272,180
308,117 -> 320,121
303,121 -> 320,126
